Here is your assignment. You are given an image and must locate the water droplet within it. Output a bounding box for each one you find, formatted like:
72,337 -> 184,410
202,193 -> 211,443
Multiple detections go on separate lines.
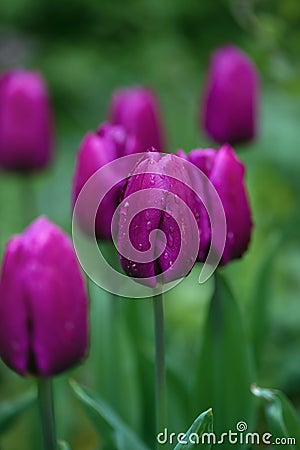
174,194 -> 180,204
132,263 -> 137,272
163,251 -> 169,260
168,234 -> 174,247
169,260 -> 173,266
161,197 -> 166,207
150,174 -> 155,184
124,201 -> 129,207
138,243 -> 143,250
146,221 -> 152,231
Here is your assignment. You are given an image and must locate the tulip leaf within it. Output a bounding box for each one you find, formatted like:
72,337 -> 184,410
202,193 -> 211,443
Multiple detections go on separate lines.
58,441 -> 71,450
249,236 -> 280,365
173,408 -> 213,450
251,385 -> 300,449
0,388 -> 36,434
193,272 -> 255,448
70,380 -> 150,450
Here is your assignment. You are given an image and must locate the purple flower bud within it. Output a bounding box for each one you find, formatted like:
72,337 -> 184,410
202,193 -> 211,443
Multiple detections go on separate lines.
201,45 -> 259,145
0,217 -> 89,377
118,151 -> 199,287
0,70 -> 54,172
109,87 -> 165,152
185,144 -> 253,265
72,122 -> 139,239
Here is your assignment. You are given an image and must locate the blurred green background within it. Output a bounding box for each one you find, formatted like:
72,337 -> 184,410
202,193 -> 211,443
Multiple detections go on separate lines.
0,0 -> 300,449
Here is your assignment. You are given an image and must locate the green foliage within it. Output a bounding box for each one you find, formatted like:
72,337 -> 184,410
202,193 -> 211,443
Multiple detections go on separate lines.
193,273 -> 255,448
174,408 -> 213,450
70,380 -> 149,450
252,385 -> 300,448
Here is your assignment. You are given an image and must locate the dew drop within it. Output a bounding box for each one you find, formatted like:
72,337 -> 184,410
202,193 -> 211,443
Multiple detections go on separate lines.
163,251 -> 169,260
174,194 -> 180,204
138,243 -> 143,250
146,221 -> 152,231
124,201 -> 129,207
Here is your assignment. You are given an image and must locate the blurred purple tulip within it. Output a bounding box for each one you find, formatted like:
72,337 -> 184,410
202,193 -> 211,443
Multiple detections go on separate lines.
184,144 -> 253,264
0,217 -> 89,377
0,70 -> 53,172
109,87 -> 165,152
72,122 -> 140,240
118,151 -> 199,287
201,45 -> 259,145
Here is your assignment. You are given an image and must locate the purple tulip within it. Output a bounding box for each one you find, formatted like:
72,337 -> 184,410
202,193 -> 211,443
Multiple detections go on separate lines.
109,87 -> 165,152
184,144 -> 253,265
72,122 -> 140,240
0,217 -> 89,377
201,45 -> 259,145
0,70 -> 53,172
118,151 -> 199,287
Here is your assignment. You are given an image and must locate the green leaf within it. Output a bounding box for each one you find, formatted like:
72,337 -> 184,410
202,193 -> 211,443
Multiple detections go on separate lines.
249,236 -> 280,365
58,441 -> 71,450
251,385 -> 300,449
88,282 -> 142,431
70,380 -> 150,450
173,408 -> 213,449
0,388 -> 36,434
193,273 -> 255,448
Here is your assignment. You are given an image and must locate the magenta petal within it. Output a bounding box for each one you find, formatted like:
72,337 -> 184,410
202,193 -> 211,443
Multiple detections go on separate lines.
0,70 -> 53,172
202,45 -> 259,145
209,144 -> 253,264
0,217 -> 89,377
110,87 -> 165,152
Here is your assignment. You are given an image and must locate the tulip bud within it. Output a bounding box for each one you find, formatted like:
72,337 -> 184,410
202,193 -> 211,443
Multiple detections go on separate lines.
0,217 -> 89,377
201,45 -> 259,145
118,151 -> 199,287
72,122 -> 140,240
109,87 -> 165,152
185,144 -> 253,264
0,70 -> 53,172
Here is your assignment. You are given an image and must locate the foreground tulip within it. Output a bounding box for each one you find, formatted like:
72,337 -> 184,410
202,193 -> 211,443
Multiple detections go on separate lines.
72,122 -> 140,240
109,87 -> 165,151
184,144 -> 253,264
118,151 -> 199,287
0,70 -> 53,172
201,45 -> 259,145
0,216 -> 88,377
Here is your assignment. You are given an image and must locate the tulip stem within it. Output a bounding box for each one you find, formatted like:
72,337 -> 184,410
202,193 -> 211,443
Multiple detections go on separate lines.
153,292 -> 166,445
38,378 -> 57,450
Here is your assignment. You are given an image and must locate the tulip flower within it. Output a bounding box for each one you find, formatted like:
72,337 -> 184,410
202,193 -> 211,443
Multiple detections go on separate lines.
118,151 -> 199,287
109,86 -> 165,151
201,45 -> 259,145
0,216 -> 89,377
72,122 -> 140,240
184,144 -> 253,264
0,70 -> 53,172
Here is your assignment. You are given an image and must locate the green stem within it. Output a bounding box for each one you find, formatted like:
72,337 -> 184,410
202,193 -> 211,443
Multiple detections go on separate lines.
38,378 -> 57,450
153,292 -> 166,445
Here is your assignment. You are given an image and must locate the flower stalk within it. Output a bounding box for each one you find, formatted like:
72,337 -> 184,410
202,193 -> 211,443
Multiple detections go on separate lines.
38,378 -> 57,450
153,292 -> 166,445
